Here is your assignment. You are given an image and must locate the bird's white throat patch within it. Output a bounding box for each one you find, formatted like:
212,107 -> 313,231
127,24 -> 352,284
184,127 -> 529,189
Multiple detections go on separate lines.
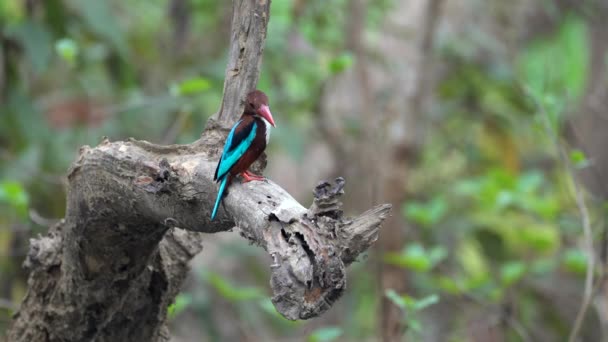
261,117 -> 272,144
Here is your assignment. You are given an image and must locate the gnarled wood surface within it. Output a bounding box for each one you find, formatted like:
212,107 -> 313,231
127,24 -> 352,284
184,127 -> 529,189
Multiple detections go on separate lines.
7,0 -> 391,341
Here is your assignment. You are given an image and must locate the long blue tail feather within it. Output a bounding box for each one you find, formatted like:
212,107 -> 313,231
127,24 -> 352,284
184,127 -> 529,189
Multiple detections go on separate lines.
211,176 -> 228,220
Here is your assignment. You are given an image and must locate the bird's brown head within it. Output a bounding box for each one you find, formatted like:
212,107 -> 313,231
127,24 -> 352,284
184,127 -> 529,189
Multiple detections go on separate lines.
244,90 -> 275,127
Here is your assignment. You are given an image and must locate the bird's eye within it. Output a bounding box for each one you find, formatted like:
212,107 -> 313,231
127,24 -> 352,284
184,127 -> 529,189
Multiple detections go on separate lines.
248,102 -> 254,107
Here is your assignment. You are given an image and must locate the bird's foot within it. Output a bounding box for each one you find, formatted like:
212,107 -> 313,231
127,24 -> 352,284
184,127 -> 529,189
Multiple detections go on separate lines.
241,171 -> 266,183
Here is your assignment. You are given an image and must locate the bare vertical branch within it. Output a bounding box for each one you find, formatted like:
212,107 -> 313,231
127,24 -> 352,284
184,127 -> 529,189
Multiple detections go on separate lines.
567,156 -> 595,342
528,92 -> 595,342
215,0 -> 271,128
168,0 -> 191,54
560,3 -> 608,338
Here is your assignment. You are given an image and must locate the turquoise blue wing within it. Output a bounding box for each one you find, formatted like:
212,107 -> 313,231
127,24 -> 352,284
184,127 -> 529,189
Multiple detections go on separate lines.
214,120 -> 257,181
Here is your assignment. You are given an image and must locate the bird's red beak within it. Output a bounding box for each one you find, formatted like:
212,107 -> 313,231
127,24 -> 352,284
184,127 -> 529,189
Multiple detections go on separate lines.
258,104 -> 276,127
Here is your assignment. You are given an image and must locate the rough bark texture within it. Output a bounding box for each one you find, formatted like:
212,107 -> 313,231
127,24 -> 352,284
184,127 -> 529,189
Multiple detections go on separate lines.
216,0 -> 271,129
7,1 -> 391,341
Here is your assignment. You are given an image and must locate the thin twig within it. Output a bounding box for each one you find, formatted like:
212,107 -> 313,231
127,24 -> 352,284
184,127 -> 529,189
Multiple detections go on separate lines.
526,89 -> 595,342
566,150 -> 595,342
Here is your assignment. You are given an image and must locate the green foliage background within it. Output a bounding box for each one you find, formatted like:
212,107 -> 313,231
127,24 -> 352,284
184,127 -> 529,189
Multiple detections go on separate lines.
1,0 -> 605,341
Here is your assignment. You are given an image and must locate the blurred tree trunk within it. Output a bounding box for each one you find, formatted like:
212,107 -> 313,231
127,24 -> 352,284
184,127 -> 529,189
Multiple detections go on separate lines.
316,0 -> 372,204
168,0 -> 191,54
316,0 -> 444,339
378,0 -> 444,340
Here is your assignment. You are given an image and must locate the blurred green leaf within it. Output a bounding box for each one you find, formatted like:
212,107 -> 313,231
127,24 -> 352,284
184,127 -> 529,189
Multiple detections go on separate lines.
202,272 -> 264,302
500,261 -> 526,286
412,294 -> 440,310
55,38 -> 79,65
516,171 -> 543,193
428,246 -> 448,265
434,276 -> 462,294
308,327 -> 343,342
519,225 -> 559,253
384,243 -> 446,272
403,197 -> 447,227
167,293 -> 192,319
385,289 -> 407,310
520,195 -> 560,219
170,77 -> 212,96
454,179 -> 481,195
401,244 -> 428,271
0,181 -> 29,217
495,190 -> 515,209
519,16 -> 587,105
328,52 -> 354,74
570,149 -> 590,169
408,319 -> 423,334
258,298 -> 279,316
562,248 -> 588,275
385,289 -> 439,312
458,240 -> 488,281
384,247 -> 429,272
0,1 -> 24,23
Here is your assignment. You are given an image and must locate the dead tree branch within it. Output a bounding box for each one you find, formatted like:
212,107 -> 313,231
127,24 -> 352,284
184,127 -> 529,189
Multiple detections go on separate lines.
7,1 -> 391,341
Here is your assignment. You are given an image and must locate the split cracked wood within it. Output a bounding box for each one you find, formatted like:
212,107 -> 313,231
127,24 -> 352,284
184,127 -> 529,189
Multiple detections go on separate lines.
8,130 -> 391,341
7,0 -> 392,341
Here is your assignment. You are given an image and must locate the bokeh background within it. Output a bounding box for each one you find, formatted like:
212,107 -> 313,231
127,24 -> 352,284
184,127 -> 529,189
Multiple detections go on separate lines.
2,0 -> 608,341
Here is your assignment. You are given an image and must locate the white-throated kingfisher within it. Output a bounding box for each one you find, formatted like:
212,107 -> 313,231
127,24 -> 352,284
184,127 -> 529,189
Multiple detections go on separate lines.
211,90 -> 276,220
